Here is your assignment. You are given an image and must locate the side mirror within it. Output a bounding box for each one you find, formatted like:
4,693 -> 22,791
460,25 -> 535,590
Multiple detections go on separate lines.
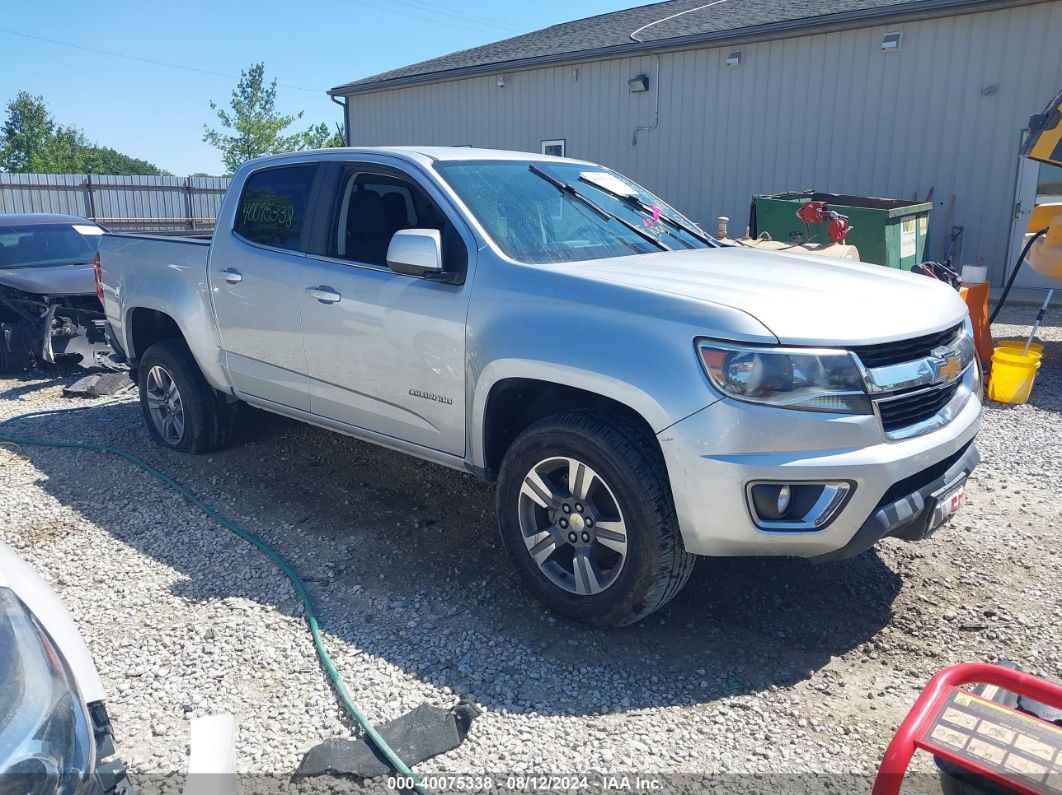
387,229 -> 444,279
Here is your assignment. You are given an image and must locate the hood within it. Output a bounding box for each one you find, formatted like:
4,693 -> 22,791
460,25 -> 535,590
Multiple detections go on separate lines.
559,247 -> 968,346
0,261 -> 96,297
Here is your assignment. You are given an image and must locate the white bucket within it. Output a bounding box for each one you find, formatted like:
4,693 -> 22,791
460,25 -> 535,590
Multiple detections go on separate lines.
961,264 -> 988,284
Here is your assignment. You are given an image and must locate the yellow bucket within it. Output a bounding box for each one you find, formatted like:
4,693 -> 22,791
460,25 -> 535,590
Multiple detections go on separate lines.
988,347 -> 1042,404
996,340 -> 1044,358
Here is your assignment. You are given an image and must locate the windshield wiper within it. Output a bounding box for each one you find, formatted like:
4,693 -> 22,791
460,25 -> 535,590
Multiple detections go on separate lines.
528,165 -> 670,252
577,175 -> 717,247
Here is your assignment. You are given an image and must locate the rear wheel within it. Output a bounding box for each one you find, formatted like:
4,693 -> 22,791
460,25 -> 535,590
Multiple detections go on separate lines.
137,340 -> 236,453
497,410 -> 695,627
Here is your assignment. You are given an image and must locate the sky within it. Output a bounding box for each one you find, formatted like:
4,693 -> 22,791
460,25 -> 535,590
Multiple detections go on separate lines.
1,0 -> 637,175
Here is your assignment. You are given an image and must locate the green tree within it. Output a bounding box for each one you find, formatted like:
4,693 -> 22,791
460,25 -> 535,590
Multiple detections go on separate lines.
203,63 -> 342,173
0,91 -> 167,175
84,145 -> 170,175
0,92 -> 56,171
300,122 -> 346,150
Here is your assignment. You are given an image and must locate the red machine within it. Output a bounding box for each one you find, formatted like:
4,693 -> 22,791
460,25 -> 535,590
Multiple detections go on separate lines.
874,663 -> 1062,795
796,199 -> 852,243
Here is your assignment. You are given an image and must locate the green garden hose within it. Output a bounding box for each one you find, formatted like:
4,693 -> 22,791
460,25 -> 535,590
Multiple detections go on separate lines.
0,399 -> 429,795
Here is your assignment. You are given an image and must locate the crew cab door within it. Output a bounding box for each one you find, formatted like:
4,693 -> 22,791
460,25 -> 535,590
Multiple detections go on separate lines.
298,159 -> 473,455
209,163 -> 320,411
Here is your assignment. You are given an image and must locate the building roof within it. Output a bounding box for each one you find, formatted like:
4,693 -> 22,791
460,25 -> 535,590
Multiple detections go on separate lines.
331,0 -> 992,95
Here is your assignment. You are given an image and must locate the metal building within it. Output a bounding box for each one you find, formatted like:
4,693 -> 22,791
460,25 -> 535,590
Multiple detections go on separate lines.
330,0 -> 1062,287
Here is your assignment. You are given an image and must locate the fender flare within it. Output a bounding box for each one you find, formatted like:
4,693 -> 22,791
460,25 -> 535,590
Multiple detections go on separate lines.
469,358 -> 672,470
123,302 -> 230,393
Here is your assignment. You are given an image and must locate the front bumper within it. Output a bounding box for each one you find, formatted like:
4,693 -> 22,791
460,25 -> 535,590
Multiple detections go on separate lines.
658,379 -> 982,558
0,291 -> 111,370
811,440 -> 978,562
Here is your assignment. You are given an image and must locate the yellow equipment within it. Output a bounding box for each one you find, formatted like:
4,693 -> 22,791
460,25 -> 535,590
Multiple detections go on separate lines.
1024,202 -> 1062,281
984,88 -> 1062,404
1018,89 -> 1062,282
1020,88 -> 1062,167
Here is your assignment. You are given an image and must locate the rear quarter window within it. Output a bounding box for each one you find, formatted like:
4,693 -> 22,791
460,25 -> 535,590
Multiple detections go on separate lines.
234,165 -> 317,251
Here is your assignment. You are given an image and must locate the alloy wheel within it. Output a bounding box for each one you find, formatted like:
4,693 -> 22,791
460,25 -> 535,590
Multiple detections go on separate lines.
517,456 -> 628,595
145,365 -> 185,445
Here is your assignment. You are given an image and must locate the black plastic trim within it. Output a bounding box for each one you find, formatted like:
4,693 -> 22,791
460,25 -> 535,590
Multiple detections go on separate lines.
812,441 -> 979,563
87,700 -> 135,794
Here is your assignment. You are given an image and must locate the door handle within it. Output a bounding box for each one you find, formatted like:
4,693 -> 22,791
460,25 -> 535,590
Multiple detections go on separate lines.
306,286 -> 341,304
219,268 -> 243,284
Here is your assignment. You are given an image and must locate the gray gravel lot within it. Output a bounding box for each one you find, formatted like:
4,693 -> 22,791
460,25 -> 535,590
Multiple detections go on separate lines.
0,304 -> 1059,792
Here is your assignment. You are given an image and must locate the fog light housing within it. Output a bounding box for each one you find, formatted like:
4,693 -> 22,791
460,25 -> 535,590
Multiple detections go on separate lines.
747,482 -> 852,531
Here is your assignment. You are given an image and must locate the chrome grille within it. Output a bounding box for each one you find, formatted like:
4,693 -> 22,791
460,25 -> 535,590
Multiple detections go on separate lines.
877,382 -> 962,433
852,324 -> 962,369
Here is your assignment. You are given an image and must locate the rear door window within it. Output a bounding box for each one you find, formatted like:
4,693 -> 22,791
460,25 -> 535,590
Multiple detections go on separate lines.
234,165 -> 317,251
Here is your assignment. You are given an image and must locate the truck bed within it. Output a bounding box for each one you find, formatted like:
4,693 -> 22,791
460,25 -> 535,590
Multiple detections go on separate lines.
97,231 -> 217,372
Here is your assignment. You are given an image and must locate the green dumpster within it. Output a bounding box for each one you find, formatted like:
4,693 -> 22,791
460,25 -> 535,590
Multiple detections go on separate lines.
751,191 -> 932,269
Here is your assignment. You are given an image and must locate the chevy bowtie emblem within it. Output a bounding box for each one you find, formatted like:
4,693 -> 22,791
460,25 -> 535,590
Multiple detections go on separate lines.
937,354 -> 961,381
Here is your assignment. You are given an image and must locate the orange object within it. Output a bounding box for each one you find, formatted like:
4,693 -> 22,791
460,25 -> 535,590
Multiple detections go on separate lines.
959,283 -> 993,367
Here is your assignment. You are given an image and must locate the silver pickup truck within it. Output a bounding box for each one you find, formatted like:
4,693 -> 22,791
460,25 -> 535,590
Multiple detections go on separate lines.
97,147 -> 981,627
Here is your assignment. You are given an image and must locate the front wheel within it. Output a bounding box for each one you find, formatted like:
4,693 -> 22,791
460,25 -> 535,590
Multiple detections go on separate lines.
497,411 -> 695,627
137,340 -> 236,453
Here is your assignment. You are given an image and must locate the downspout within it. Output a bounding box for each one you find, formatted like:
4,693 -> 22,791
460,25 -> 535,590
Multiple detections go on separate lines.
629,0 -> 731,146
330,94 -> 350,146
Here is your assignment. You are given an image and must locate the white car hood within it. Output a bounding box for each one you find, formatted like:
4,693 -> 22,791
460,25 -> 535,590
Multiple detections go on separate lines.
561,247 -> 969,346
0,541 -> 106,703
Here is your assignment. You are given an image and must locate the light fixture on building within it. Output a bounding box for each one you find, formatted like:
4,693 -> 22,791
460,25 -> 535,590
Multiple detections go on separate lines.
628,74 -> 650,93
496,76 -> 506,88
725,50 -> 743,67
881,32 -> 902,52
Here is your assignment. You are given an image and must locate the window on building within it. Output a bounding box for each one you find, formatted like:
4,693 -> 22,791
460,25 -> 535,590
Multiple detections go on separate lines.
540,139 -> 566,158
234,165 -> 317,251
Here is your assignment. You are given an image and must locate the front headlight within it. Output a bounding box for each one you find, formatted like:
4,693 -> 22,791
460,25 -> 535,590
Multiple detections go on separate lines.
697,341 -> 871,414
962,316 -> 984,397
0,587 -> 95,795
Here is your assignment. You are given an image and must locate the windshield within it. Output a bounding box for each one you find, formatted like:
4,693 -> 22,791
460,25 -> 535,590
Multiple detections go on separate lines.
434,160 -> 712,264
0,224 -> 101,269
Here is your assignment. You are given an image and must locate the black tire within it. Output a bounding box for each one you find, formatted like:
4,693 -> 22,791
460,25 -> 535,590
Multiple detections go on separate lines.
0,344 -> 17,374
496,410 -> 695,628
137,340 -> 237,453
0,320 -> 30,374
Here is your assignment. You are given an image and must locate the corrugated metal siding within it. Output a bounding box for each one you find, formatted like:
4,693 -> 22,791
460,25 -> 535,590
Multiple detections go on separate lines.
346,0 -> 1062,282
0,174 -> 230,231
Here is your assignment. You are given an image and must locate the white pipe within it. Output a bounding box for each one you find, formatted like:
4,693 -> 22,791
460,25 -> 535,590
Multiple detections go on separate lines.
632,55 -> 661,146
628,0 -> 732,145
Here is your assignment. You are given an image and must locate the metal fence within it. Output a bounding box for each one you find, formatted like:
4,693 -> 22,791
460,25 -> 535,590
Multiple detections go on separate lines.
0,173 -> 231,232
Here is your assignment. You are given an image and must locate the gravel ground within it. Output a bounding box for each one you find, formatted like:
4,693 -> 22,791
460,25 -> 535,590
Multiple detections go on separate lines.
0,303 -> 1059,793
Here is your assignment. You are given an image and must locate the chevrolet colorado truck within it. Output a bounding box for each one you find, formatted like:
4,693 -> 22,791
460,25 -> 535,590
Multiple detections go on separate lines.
97,148 -> 981,627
